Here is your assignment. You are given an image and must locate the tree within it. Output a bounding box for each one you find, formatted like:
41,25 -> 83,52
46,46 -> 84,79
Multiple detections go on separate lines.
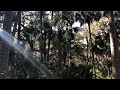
0,11 -> 13,79
86,15 -> 96,77
47,11 -> 53,62
39,11 -> 44,62
109,11 -> 120,79
17,11 -> 21,41
12,11 -> 19,37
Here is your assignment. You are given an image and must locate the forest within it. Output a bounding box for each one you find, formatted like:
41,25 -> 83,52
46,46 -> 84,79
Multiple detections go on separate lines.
0,11 -> 120,79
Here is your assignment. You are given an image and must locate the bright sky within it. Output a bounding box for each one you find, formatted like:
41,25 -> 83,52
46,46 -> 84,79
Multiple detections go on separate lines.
46,11 -> 81,28
72,21 -> 80,28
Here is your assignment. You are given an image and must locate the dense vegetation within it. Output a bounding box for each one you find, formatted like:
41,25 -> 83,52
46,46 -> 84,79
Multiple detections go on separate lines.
0,11 -> 120,79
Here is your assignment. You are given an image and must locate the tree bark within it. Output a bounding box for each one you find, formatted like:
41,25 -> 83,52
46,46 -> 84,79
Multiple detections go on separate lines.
58,28 -> 62,68
86,36 -> 89,65
109,11 -> 120,79
39,11 -> 44,62
47,11 -> 53,62
16,11 -> 22,78
88,22 -> 94,65
0,11 -> 13,79
43,30 -> 46,62
17,11 -> 21,41
88,22 -> 95,78
12,11 -> 19,37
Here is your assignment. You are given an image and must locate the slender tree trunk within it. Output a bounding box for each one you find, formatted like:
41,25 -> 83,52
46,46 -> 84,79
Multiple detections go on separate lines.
0,11 -> 13,79
109,11 -> 120,79
68,27 -> 72,67
66,26 -> 72,67
88,23 -> 94,65
58,28 -> 62,68
39,11 -> 44,62
17,11 -> 21,41
86,36 -> 89,65
43,31 -> 46,62
15,11 -> 21,79
63,38 -> 67,66
88,22 -> 95,78
42,12 -> 47,62
47,11 -> 53,62
12,11 -> 19,37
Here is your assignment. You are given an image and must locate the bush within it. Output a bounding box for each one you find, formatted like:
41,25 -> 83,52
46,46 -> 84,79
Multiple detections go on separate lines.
61,64 -> 93,79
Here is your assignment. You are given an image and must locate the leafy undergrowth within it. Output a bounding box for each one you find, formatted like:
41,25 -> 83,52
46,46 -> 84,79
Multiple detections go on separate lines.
61,64 -> 93,79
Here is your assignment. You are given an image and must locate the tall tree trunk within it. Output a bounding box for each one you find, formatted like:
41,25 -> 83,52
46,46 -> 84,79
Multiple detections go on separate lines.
16,11 -> 21,78
12,11 -> 19,37
47,11 -> 53,62
43,31 -> 46,62
17,11 -> 21,41
58,28 -> 62,69
11,11 -> 20,78
0,11 -> 13,79
88,22 -> 95,78
69,27 -> 72,67
86,36 -> 89,65
39,11 -> 44,62
42,12 -> 46,62
109,11 -> 120,79
63,42 -> 67,66
88,22 -> 94,65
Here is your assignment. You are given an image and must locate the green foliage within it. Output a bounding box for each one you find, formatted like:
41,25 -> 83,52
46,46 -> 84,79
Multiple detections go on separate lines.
95,69 -> 103,79
61,64 -> 93,79
93,31 -> 110,55
103,60 -> 112,68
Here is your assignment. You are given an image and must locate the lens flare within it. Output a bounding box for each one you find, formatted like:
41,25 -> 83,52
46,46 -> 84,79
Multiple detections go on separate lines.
0,28 -> 57,79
